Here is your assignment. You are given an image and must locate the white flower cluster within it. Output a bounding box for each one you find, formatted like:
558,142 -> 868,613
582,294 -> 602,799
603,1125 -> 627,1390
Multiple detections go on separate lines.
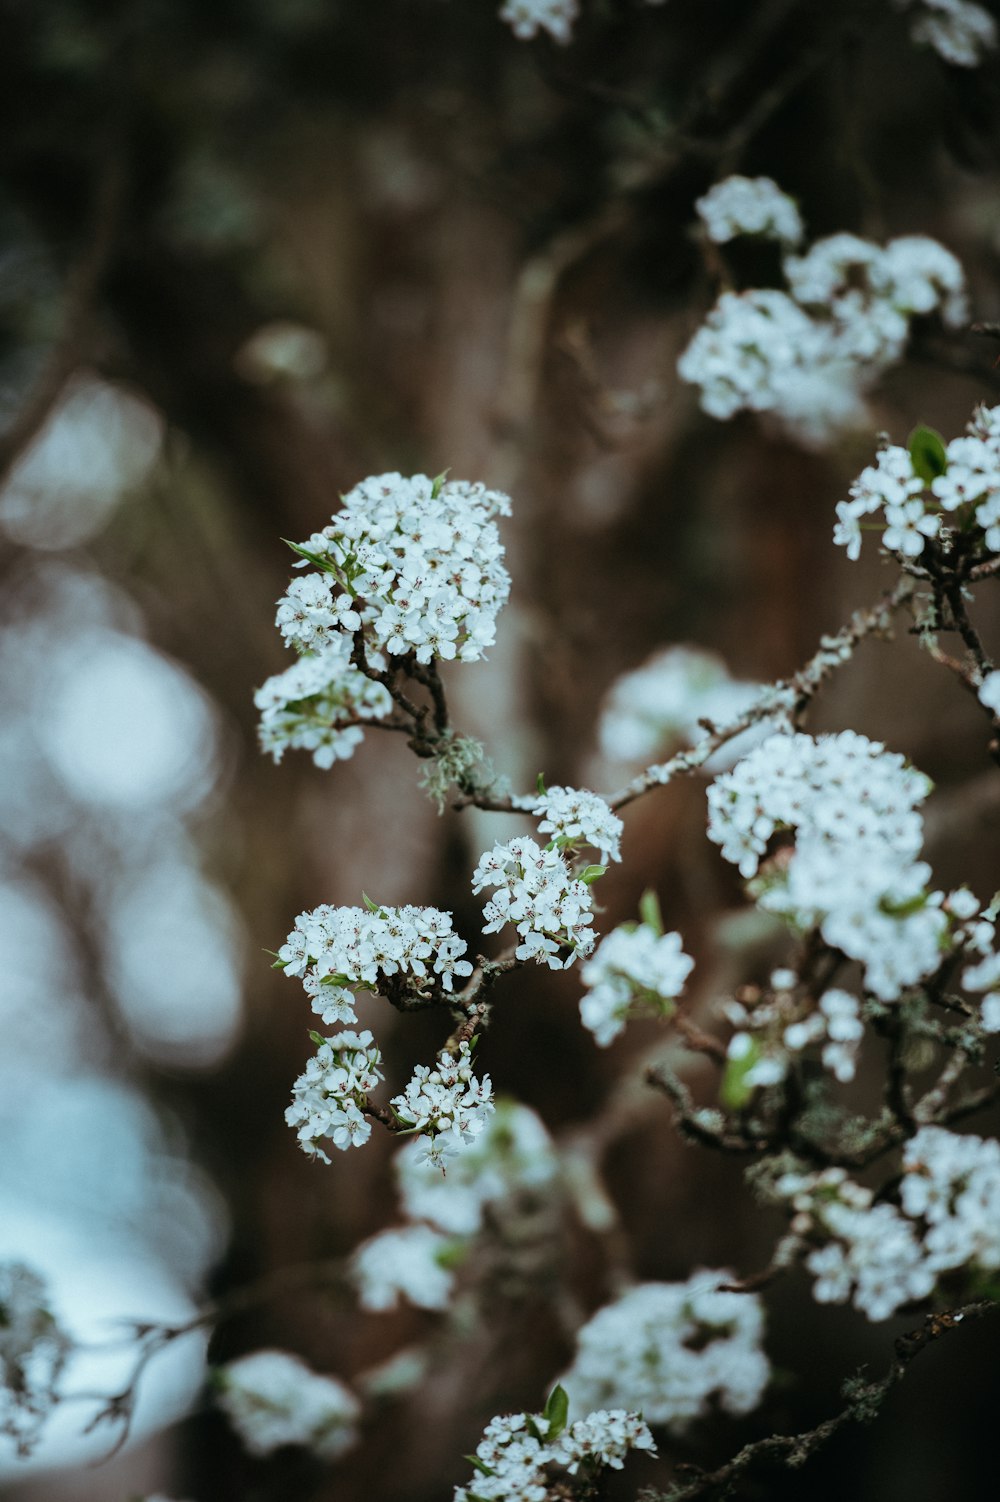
390,1041 -> 495,1170
597,643 -> 767,771
498,0 -> 578,43
0,1263 -> 72,1456
724,980 -> 864,1092
531,784 -> 623,863
785,1169 -> 933,1322
349,1103 -> 561,1313
679,195 -> 967,446
900,1126 -> 1000,1274
351,1224 -> 456,1313
279,901 -> 473,1024
579,921 -> 694,1046
559,1273 -> 769,1428
834,404 -> 1000,562
781,1128 -> 1000,1321
256,639 -> 392,768
396,1099 -> 561,1235
257,471 -> 510,765
961,899 -> 1000,1032
696,175 -> 803,247
285,472 -> 510,664
454,1405 -> 655,1502
216,1349 -> 360,1461
893,0 -> 997,66
286,1029 -> 383,1161
707,730 -> 948,1001
472,836 -> 597,968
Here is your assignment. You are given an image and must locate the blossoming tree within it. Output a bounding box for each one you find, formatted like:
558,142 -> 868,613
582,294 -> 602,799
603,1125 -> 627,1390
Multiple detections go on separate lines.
2,2 -> 1000,1500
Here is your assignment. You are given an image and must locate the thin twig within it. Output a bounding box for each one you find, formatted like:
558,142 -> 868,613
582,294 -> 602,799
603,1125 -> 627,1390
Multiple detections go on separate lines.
653,1299 -> 998,1501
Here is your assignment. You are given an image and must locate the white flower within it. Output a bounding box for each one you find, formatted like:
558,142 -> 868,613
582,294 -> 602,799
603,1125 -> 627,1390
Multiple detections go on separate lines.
579,922 -> 694,1046
285,1030 -> 384,1162
255,639 -> 392,768
390,1041 -> 494,1167
472,836 -> 597,967
454,1404 -> 654,1501
558,1274 -> 769,1428
978,671 -> 1000,716
498,0 -> 579,43
351,1225 -> 455,1312
395,1100 -> 560,1234
597,644 -> 767,769
260,472 -> 511,762
279,901 -> 472,1012
680,217 -> 967,446
696,176 -> 803,247
781,1170 -> 934,1321
532,784 -> 623,862
894,0 -> 998,66
981,993 -> 1000,1031
707,730 -> 944,1001
217,1350 -> 360,1460
880,497 -> 939,557
833,443 -> 926,561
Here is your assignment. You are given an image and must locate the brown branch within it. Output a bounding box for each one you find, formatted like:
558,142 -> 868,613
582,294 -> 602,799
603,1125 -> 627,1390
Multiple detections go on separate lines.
646,1065 -> 770,1155
653,1299 -> 999,1501
607,576 -> 914,812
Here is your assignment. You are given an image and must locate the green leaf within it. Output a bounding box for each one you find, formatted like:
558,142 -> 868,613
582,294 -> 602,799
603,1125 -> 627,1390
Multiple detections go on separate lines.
536,772 -> 547,796
580,864 -> 606,885
720,1038 -> 760,1110
431,469 -> 450,499
639,889 -> 664,936
281,538 -> 340,574
463,1456 -> 495,1478
361,891 -> 381,914
264,948 -> 288,969
309,1030 -> 326,1048
907,426 -> 948,484
434,1238 -> 470,1270
543,1383 -> 569,1439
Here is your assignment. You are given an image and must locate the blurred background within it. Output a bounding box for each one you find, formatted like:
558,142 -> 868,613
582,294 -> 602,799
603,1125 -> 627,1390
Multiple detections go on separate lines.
1,1 -> 999,1498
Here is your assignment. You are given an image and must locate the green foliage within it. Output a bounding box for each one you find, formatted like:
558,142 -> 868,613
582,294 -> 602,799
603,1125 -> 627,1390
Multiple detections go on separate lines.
543,1383 -> 569,1439
639,888 -> 664,935
720,1037 -> 761,1109
908,425 -> 948,484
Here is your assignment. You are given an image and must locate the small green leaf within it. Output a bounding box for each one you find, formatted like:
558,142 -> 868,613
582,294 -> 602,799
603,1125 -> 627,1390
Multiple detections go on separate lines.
536,772 -> 547,796
361,891 -> 381,914
264,948 -> 288,969
721,1038 -> 760,1110
281,538 -> 340,574
431,469 -> 450,499
463,1456 -> 495,1478
309,1030 -> 326,1048
580,864 -> 606,885
907,426 -> 948,485
434,1238 -> 470,1270
639,889 -> 664,935
543,1383 -> 569,1438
